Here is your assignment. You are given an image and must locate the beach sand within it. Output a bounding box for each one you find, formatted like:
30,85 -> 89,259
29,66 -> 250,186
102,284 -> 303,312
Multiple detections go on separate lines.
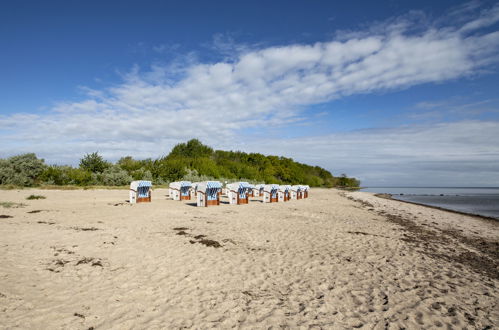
0,188 -> 497,329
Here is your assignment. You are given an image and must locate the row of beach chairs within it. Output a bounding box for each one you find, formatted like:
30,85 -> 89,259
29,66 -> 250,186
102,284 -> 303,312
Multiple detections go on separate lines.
129,181 -> 309,207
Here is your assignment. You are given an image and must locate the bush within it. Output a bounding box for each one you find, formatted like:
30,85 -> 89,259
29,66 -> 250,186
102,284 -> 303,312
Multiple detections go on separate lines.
40,165 -> 95,186
130,169 -> 153,181
40,165 -> 71,185
153,159 -> 187,182
101,165 -> 133,186
67,168 -> 94,186
0,153 -> 46,187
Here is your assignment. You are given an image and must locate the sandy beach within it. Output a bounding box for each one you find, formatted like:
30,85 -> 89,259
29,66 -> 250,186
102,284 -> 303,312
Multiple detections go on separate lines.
0,188 -> 497,329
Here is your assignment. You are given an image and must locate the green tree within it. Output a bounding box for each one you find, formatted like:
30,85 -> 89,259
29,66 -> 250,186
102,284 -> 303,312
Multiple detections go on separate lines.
79,152 -> 110,173
169,139 -> 214,159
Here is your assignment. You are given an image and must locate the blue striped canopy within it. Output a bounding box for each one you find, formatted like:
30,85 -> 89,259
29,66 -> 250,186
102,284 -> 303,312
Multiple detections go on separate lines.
135,181 -> 151,198
206,181 -> 222,189
180,181 -> 192,188
239,182 -> 251,189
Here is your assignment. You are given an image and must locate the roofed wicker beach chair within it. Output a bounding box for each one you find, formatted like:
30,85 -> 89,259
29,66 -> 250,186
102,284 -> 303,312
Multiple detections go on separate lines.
291,185 -> 302,200
302,185 -> 310,198
129,180 -> 152,204
169,181 -> 192,201
278,185 -> 292,202
190,182 -> 200,199
196,181 -> 222,207
247,183 -> 255,197
227,182 -> 251,205
252,184 -> 265,197
263,184 -> 280,203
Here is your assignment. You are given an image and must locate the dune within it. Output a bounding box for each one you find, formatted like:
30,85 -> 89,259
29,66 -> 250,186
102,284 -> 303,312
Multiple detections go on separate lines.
0,188 -> 497,329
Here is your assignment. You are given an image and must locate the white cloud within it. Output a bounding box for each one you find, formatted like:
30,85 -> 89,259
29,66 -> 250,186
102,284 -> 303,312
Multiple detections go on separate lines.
1,3 -> 499,185
236,120 -> 499,186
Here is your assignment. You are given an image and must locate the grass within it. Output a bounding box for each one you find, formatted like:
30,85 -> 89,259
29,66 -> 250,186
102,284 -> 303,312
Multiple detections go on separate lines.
0,184 -> 24,190
0,201 -> 27,208
26,194 -> 46,200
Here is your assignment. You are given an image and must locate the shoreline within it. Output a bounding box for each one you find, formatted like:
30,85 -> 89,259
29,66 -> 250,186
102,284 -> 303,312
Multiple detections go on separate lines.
374,193 -> 499,222
346,191 -> 499,281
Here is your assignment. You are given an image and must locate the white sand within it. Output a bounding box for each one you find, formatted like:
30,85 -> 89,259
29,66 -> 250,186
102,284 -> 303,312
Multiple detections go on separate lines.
0,188 -> 497,329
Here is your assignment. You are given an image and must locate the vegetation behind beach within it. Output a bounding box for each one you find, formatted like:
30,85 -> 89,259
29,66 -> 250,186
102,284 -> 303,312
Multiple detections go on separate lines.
0,139 -> 360,188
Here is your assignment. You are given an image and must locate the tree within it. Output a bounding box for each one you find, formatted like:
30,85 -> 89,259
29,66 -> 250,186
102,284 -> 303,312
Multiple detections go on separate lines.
117,156 -> 143,173
152,159 -> 186,182
168,139 -> 214,159
79,152 -> 110,173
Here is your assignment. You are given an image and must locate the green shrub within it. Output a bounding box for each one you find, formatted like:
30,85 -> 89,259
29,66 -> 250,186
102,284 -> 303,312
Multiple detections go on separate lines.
101,165 -> 133,186
0,153 -> 46,187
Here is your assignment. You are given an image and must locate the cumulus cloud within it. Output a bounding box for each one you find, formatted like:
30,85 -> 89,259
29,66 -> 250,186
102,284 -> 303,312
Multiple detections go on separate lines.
1,2 -> 499,184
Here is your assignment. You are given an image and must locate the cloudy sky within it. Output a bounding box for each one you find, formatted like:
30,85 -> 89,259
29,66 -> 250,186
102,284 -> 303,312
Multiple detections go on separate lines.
1,0 -> 499,186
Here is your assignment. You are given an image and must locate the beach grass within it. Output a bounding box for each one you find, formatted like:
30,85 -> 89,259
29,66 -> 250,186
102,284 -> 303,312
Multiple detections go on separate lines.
0,201 -> 27,208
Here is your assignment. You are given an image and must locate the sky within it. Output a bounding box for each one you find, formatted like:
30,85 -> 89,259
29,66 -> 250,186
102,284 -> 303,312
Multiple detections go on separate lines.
1,0 -> 499,187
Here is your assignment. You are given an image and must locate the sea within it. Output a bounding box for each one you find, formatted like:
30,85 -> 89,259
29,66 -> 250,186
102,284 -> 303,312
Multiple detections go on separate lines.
360,187 -> 499,220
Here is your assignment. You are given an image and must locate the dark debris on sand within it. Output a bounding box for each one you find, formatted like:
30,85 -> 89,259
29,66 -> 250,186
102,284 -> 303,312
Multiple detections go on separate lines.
384,212 -> 499,280
173,227 -> 223,248
76,257 -> 103,267
189,239 -> 222,248
0,215 -> 13,219
72,226 -> 100,231
347,194 -> 499,280
37,221 -> 56,225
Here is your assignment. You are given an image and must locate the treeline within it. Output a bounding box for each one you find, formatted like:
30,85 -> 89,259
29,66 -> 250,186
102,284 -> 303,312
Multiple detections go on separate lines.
0,139 -> 360,188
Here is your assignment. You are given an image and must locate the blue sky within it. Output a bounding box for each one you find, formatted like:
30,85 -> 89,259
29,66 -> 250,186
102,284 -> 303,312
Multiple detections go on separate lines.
1,0 -> 499,186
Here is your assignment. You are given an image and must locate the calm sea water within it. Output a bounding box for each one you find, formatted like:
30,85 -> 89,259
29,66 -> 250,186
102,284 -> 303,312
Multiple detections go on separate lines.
361,187 -> 499,220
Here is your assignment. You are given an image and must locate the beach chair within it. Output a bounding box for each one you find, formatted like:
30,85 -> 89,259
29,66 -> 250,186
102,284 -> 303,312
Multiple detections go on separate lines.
253,184 -> 265,197
303,185 -> 310,198
196,181 -> 222,207
169,181 -> 192,201
291,185 -> 302,200
227,182 -> 251,204
190,182 -> 200,199
247,183 -> 255,197
278,185 -> 291,202
129,180 -> 152,204
263,184 -> 280,203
